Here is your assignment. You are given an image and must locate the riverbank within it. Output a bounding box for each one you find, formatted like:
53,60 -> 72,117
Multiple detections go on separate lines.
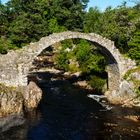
0,53 -> 140,132
0,82 -> 42,132
1,73 -> 140,139
0,66 -> 140,119
0,84 -> 23,117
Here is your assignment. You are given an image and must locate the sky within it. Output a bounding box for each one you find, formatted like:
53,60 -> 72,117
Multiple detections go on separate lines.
1,0 -> 136,11
87,0 -> 135,11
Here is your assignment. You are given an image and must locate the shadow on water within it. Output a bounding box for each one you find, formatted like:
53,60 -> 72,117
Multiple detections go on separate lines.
27,71 -> 107,140
27,71 -> 140,140
0,71 -> 140,140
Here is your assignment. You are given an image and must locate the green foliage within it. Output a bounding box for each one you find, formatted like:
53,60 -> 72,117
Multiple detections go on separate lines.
124,66 -> 140,79
128,24 -> 140,64
73,40 -> 92,64
0,0 -> 88,51
1,0 -> 140,92
72,40 -> 105,74
54,39 -> 106,91
48,18 -> 66,33
84,4 -> 140,60
54,51 -> 69,71
124,66 -> 140,95
80,54 -> 105,74
68,63 -> 80,73
48,0 -> 88,30
0,36 -> 16,54
98,6 -> 134,53
61,39 -> 74,50
88,75 -> 106,92
54,39 -> 106,74
1,0 -> 140,64
84,7 -> 101,33
0,3 -> 9,36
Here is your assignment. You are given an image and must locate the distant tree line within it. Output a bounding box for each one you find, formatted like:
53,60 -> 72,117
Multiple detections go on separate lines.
83,3 -> 140,64
0,0 -> 140,64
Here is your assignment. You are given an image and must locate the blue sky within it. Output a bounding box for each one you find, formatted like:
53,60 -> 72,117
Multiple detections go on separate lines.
1,0 -> 135,11
87,0 -> 135,11
1,0 -> 8,4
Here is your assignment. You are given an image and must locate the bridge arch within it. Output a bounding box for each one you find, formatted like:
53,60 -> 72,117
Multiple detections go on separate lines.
0,31 -> 135,92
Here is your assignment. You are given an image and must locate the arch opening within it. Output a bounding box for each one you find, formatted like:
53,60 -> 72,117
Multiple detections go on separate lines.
28,37 -> 120,92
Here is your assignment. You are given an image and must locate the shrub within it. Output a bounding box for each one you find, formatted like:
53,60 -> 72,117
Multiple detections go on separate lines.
54,51 -> 69,71
0,36 -> 17,54
88,75 -> 106,92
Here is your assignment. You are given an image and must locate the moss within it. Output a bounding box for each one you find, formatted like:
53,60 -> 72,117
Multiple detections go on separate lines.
0,83 -> 22,98
132,78 -> 140,96
124,66 -> 140,96
124,66 -> 140,80
69,63 -> 80,73
0,83 -> 14,92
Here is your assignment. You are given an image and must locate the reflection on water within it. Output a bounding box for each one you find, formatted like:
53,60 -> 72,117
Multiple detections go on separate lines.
0,114 -> 25,132
0,72 -> 140,140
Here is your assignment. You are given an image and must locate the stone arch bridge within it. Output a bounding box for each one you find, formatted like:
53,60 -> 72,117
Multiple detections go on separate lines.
0,31 -> 135,92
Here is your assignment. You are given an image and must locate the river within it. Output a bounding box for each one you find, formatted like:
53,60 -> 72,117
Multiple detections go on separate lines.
0,71 -> 140,140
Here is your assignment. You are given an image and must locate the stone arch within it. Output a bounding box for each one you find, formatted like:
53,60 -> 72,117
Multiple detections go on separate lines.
0,31 -> 135,92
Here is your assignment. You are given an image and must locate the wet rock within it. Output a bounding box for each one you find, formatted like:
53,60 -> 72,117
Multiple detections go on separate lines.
74,80 -> 92,89
64,72 -> 71,77
71,72 -> 81,77
23,81 -> 42,111
0,114 -> 25,132
124,115 -> 139,122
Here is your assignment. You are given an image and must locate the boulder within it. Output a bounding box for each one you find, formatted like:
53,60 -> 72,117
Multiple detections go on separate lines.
23,81 -> 42,111
0,84 -> 23,117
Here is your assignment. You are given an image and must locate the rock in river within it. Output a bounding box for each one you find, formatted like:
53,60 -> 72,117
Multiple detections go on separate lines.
23,81 -> 42,111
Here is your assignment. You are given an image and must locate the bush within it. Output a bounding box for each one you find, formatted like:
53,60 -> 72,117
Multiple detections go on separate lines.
0,36 -> 17,54
54,39 -> 107,93
88,75 -> 106,92
54,51 -> 69,71
69,63 -> 80,73
73,40 -> 92,64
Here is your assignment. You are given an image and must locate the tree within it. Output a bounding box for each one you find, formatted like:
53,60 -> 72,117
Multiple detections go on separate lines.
0,0 -> 89,48
0,2 -> 9,36
128,22 -> 140,64
47,0 -> 89,31
84,4 -> 137,54
83,7 -> 101,33
54,39 -> 106,92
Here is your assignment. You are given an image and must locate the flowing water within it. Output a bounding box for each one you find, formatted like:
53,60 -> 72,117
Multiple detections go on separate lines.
0,72 -> 140,140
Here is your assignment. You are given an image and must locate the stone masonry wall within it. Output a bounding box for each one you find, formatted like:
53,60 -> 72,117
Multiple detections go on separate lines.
0,31 -> 136,92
